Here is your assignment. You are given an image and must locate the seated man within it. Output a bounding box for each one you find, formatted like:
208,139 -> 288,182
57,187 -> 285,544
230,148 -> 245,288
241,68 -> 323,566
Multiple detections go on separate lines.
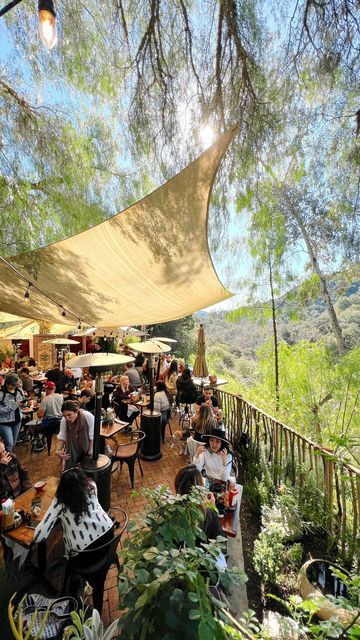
195,386 -> 219,413
62,368 -> 76,394
122,362 -> 141,388
34,381 -> 63,452
78,389 -> 95,413
19,367 -> 34,395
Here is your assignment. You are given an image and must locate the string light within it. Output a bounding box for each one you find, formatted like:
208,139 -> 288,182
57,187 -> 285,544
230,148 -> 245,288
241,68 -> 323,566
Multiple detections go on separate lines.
24,283 -> 31,302
0,255 -> 94,330
78,320 -> 82,330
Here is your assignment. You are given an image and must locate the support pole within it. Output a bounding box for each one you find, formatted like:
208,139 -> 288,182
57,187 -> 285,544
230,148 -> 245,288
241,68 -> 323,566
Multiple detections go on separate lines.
148,353 -> 155,412
92,372 -> 104,461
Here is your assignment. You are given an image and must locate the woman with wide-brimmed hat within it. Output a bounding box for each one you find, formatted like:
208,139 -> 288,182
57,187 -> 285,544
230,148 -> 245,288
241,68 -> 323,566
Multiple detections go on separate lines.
194,427 -> 232,482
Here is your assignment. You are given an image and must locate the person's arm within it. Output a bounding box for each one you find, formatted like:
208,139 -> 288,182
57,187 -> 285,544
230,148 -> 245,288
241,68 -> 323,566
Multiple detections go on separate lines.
194,448 -> 206,472
33,498 -> 61,541
219,451 -> 232,482
84,411 -> 94,455
55,417 -> 70,461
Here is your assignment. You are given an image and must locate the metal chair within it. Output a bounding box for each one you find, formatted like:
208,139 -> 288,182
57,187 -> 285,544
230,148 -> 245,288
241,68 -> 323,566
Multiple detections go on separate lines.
63,507 -> 128,615
29,417 -> 61,455
111,430 -> 146,488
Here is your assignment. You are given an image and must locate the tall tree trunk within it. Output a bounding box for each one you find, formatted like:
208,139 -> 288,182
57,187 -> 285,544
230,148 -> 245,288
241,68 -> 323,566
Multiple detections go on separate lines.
287,205 -> 346,357
268,258 -> 280,410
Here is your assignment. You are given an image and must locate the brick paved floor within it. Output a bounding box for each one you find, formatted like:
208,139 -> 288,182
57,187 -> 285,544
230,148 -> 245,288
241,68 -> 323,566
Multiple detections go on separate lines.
0,419 -> 247,625
1,417 -> 187,627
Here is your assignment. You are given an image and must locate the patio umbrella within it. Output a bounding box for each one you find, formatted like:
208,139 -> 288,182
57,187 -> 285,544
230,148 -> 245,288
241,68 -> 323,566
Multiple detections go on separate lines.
151,338 -> 177,378
43,338 -> 81,392
192,324 -> 208,378
127,340 -> 171,412
42,338 -> 80,345
66,352 -> 134,461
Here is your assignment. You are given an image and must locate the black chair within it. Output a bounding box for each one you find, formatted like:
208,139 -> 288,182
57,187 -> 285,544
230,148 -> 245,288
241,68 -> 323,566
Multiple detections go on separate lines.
161,408 -> 173,444
30,417 -> 61,455
111,430 -> 146,488
63,508 -> 128,615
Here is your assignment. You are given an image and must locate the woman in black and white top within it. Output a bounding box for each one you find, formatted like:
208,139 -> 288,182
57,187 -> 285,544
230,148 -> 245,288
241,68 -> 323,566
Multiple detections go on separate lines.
34,467 -> 114,558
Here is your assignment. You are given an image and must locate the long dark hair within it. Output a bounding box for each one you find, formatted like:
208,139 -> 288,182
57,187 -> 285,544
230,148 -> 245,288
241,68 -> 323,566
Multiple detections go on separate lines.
56,467 -> 92,524
165,360 -> 178,377
175,465 -> 204,495
155,379 -> 172,401
61,400 -> 80,413
180,367 -> 192,383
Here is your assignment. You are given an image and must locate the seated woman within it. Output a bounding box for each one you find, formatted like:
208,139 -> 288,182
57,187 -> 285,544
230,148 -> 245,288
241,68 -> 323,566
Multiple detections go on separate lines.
34,467 -> 114,562
194,428 -> 232,485
176,367 -> 198,408
154,380 -> 170,424
187,404 -> 217,462
164,360 -> 178,403
55,400 -> 94,469
112,375 -> 139,427
174,465 -> 226,570
0,436 -> 31,501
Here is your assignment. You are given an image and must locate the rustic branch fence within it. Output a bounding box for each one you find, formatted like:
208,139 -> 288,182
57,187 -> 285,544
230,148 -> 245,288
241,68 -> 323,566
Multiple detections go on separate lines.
215,389 -> 360,569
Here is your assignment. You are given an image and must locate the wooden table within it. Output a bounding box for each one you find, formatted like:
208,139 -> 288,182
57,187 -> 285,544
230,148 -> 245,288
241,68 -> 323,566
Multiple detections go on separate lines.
2,476 -> 59,548
217,484 -> 243,539
99,419 -> 130,453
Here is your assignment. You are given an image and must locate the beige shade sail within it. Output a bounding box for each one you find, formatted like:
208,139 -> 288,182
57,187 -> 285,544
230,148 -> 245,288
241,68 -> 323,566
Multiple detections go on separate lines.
192,324 -> 208,378
0,320 -> 76,340
0,126 -> 238,327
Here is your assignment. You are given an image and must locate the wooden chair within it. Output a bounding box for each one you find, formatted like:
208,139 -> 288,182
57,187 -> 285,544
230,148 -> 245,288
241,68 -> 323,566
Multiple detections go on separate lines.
110,430 -> 146,488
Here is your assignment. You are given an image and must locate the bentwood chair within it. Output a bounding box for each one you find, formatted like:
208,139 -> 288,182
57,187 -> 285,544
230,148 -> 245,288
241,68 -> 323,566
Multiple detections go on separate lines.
110,430 -> 146,488
63,508 -> 128,615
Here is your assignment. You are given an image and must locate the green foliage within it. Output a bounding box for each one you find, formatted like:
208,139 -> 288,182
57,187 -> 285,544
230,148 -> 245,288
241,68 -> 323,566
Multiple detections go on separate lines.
118,486 -> 246,639
267,568 -> 360,640
253,523 -> 285,587
63,607 -> 119,639
151,316 -> 196,361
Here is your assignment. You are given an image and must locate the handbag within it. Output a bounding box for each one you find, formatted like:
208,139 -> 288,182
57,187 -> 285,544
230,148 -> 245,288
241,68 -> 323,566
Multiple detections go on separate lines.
16,594 -> 78,640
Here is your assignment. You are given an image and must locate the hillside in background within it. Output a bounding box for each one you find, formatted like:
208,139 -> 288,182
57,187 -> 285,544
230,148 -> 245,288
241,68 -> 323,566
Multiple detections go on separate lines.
198,278 -> 360,359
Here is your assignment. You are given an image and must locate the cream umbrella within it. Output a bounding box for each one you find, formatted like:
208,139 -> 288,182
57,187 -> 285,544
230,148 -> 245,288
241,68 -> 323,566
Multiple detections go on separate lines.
151,338 -> 177,377
192,324 -> 208,379
42,338 -> 80,345
127,340 -> 171,412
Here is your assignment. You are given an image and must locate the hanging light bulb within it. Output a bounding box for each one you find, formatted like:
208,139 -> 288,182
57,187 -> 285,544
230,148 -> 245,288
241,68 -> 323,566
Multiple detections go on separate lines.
24,283 -> 31,303
78,320 -> 82,330
38,0 -> 57,50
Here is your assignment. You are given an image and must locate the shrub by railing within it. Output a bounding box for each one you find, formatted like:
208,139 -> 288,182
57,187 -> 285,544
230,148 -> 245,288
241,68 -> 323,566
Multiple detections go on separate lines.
215,389 -> 360,569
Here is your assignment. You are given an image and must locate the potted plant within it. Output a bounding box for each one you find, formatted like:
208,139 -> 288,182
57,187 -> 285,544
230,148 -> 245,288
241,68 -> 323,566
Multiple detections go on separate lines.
118,485 -> 247,639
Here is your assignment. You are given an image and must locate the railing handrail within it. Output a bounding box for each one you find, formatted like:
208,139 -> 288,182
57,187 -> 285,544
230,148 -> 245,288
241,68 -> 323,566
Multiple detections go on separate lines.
216,388 -> 360,477
214,386 -> 360,567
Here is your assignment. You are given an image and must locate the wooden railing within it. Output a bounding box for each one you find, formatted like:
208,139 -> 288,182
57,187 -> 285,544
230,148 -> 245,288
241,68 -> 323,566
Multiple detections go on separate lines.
215,388 -> 360,569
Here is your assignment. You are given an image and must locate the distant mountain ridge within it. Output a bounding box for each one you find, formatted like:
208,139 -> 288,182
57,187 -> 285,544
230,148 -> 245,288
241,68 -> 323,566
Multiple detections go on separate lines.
196,278 -> 360,357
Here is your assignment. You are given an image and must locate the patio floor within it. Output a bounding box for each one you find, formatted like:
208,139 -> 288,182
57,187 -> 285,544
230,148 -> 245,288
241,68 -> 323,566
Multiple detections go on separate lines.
1,415 -> 247,627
